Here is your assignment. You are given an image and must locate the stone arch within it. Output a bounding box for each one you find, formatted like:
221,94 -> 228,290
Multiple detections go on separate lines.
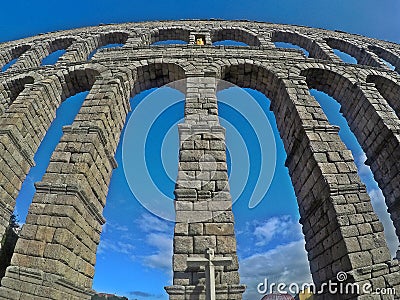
324,37 -> 382,67
271,30 -> 331,60
60,31 -> 131,63
0,74 -> 35,112
5,36 -> 78,70
0,66 -> 104,261
0,44 -> 31,71
368,44 -> 400,71
0,61 -> 188,299
217,61 -> 395,295
210,27 -> 260,46
46,36 -> 76,52
57,65 -> 105,99
97,31 -> 129,46
131,60 -> 187,96
85,31 -> 130,60
40,36 -> 77,64
147,27 -> 191,45
300,65 -> 400,249
366,74 -> 400,117
0,20 -> 398,300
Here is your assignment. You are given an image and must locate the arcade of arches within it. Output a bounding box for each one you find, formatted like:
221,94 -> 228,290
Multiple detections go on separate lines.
0,20 -> 399,300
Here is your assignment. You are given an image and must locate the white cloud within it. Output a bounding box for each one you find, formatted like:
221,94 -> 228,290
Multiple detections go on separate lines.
252,215 -> 303,247
137,213 -> 173,233
236,215 -> 310,299
97,221 -> 136,257
142,232 -> 173,272
354,152 -> 371,177
102,221 -> 130,234
240,240 -> 311,300
97,239 -> 135,256
135,213 -> 174,275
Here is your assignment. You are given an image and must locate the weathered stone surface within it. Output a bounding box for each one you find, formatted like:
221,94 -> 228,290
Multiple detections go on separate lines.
0,20 -> 396,300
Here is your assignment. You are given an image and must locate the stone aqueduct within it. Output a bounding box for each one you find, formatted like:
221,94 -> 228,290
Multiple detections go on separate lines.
0,20 -> 398,299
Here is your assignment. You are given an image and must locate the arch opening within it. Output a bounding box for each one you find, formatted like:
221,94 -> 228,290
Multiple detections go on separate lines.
332,48 -> 357,64
93,87 -> 185,298
219,63 -> 314,295
85,62 -> 186,298
221,63 -> 397,292
215,85 -> 310,299
301,67 -> 399,257
40,37 -> 75,65
0,66 -> 101,279
366,74 -> 400,119
271,31 -> 319,58
368,45 -> 399,72
1,45 -> 30,72
87,32 -> 129,59
1,89 -> 93,283
14,91 -> 89,224
325,38 -> 359,64
310,88 -> 398,257
380,58 -> 396,70
1,58 -> 18,72
149,28 -> 190,45
213,40 -> 249,47
0,75 -> 35,115
41,49 -> 67,65
211,28 -> 260,47
325,37 -> 381,67
88,43 -> 124,60
151,40 -> 188,46
274,41 -> 309,57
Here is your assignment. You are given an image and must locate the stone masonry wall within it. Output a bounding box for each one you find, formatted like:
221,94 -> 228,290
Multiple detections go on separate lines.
0,20 -> 398,299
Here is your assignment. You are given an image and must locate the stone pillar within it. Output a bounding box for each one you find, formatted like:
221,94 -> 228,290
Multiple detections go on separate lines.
165,76 -> 246,300
279,76 -> 400,299
0,78 -> 63,252
0,71 -> 133,299
342,82 -> 400,259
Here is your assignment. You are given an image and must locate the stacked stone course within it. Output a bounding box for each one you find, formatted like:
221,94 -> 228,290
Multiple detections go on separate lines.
0,20 -> 397,299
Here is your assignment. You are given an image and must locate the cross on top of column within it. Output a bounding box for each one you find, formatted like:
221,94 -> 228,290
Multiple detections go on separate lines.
187,248 -> 232,300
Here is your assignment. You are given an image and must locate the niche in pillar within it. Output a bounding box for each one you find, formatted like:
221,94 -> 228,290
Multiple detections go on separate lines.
190,33 -> 210,45
195,35 -> 206,45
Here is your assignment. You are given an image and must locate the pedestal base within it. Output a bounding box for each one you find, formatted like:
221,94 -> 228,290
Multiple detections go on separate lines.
165,284 -> 246,300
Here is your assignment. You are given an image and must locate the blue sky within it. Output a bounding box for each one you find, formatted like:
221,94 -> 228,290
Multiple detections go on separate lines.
1,1 -> 399,300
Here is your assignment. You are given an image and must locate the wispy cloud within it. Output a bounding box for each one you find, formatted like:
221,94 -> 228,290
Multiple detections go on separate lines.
98,221 -> 135,257
251,215 -> 303,247
97,239 -> 135,256
141,232 -> 173,272
240,240 -> 311,300
102,221 -> 130,235
354,152 -> 371,177
133,213 -> 174,275
136,213 -> 173,233
236,215 -> 310,299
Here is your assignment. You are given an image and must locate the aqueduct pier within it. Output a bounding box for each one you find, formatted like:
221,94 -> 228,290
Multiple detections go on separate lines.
0,20 -> 399,299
